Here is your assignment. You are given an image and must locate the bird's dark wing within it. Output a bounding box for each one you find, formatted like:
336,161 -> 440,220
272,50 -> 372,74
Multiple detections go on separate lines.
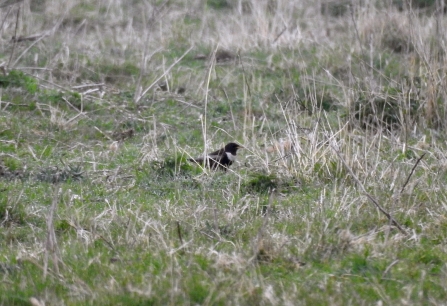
188,157 -> 205,163
207,154 -> 224,163
188,147 -> 230,170
208,154 -> 228,170
208,148 -> 225,156
188,154 -> 226,169
188,148 -> 224,162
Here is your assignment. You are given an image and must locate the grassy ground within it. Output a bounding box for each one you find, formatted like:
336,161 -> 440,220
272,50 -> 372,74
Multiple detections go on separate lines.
2,0 -> 447,305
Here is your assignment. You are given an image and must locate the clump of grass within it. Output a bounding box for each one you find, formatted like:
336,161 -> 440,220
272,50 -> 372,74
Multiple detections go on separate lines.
140,155 -> 202,196
207,0 -> 232,10
0,70 -> 38,94
350,86 -> 419,130
320,1 -> 350,17
243,172 -> 300,194
0,195 -> 27,227
0,159 -> 25,181
1,157 -> 21,173
298,87 -> 338,113
243,173 -> 279,194
39,90 -> 84,111
356,13 -> 414,58
381,20 -> 414,53
394,0 -> 444,11
149,155 -> 197,178
36,164 -> 83,183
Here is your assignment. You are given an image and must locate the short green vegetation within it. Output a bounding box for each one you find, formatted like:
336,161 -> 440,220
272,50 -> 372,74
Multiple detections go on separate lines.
1,1 -> 447,305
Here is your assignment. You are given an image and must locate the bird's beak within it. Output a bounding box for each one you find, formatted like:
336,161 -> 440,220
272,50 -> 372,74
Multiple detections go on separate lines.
238,145 -> 244,149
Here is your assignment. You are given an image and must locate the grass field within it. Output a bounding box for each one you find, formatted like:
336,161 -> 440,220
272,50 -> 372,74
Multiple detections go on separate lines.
2,0 -> 447,305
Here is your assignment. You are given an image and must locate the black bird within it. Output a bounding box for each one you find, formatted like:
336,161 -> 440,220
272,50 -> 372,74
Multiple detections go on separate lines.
188,142 -> 243,171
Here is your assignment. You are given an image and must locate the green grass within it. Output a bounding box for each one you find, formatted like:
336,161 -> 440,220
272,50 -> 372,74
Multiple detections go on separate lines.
1,0 -> 447,304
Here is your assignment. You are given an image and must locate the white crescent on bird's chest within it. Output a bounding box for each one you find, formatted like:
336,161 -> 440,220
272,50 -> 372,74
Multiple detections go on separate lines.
226,152 -> 236,161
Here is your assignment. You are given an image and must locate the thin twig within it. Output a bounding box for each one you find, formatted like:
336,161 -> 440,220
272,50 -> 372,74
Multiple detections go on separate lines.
172,98 -> 201,109
176,221 -> 183,245
22,71 -> 71,91
0,0 -> 23,9
44,186 -> 61,279
134,0 -> 169,102
72,83 -> 105,89
135,46 -> 193,104
271,152 -> 293,163
349,4 -> 366,61
237,51 -> 251,97
382,259 -> 399,279
251,189 -> 275,262
7,4 -> 20,69
0,5 -> 13,35
202,45 -> 218,169
11,33 -> 48,68
272,25 -> 287,44
400,153 -> 426,194
97,234 -> 116,253
329,141 -> 408,235
348,4 -> 370,77
93,126 -> 113,141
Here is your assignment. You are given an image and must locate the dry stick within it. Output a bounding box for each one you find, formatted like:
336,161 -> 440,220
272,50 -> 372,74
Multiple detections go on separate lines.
72,83 -> 105,89
134,0 -> 169,102
238,51 -> 251,143
400,153 -> 426,194
93,126 -> 114,141
0,5 -> 13,35
272,25 -> 287,44
135,46 -> 193,104
21,12 -> 68,72
271,152 -> 293,163
349,4 -> 368,75
22,257 -> 61,280
23,256 -> 93,296
96,234 -> 117,253
202,45 -> 218,168
173,98 -> 201,109
44,185 -> 61,279
213,190 -> 276,292
237,51 -> 251,97
252,189 -> 275,261
7,4 -> 20,69
382,259 -> 399,279
221,88 -> 237,130
213,200 -> 219,234
176,221 -> 183,245
1,188 -> 24,226
134,43 -> 162,103
329,142 -> 408,235
11,33 -> 48,68
22,71 -> 70,91
0,0 -> 23,9
133,7 -> 150,102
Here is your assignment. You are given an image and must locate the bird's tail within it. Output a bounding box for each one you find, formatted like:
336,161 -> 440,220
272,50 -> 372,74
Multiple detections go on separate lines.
188,158 -> 203,163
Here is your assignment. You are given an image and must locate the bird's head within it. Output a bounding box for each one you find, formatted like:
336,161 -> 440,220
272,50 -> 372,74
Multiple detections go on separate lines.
225,142 -> 243,155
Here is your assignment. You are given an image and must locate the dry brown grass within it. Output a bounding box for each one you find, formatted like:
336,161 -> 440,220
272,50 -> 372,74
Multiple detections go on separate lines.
2,0 -> 447,305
